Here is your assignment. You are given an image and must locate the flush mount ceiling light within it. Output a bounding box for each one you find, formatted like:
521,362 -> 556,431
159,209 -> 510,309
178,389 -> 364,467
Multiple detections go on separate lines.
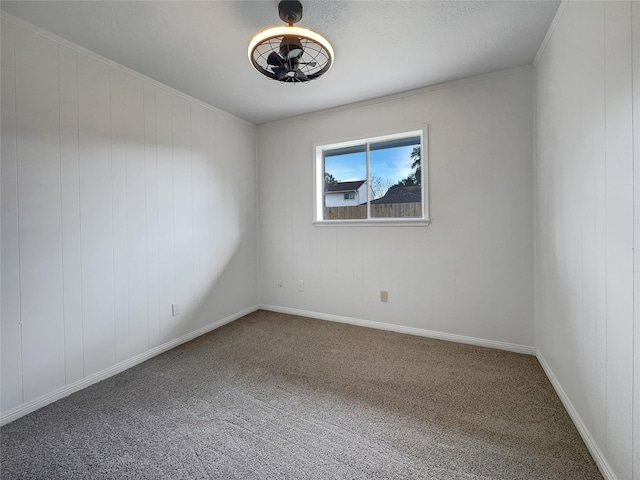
248,0 -> 334,83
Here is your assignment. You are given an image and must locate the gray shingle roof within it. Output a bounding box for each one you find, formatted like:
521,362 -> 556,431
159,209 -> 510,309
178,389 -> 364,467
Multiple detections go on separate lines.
325,180 -> 366,193
371,185 -> 422,204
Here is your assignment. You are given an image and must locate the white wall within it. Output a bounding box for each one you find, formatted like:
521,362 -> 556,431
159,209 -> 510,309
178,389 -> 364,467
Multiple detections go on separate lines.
325,191 -> 358,207
0,15 -> 258,422
258,67 -> 535,350
534,2 -> 638,479
324,182 -> 370,207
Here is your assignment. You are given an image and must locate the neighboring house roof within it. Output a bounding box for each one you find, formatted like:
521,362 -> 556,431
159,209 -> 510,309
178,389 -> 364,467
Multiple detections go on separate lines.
325,180 -> 366,193
371,185 -> 422,204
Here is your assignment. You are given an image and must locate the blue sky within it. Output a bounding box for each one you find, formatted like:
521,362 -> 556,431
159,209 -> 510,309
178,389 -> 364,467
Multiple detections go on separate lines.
324,145 -> 415,185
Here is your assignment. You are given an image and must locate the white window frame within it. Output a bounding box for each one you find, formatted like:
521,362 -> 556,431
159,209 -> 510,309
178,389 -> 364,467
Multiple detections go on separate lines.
313,126 -> 430,226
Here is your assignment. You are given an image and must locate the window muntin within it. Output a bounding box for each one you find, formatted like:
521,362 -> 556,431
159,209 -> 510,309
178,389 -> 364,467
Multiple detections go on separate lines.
315,128 -> 428,224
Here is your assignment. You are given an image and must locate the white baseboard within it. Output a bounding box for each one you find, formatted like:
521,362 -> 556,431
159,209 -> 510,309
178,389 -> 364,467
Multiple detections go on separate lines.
259,304 -> 536,355
536,350 -> 616,480
1,303 -> 614,480
0,305 -> 259,426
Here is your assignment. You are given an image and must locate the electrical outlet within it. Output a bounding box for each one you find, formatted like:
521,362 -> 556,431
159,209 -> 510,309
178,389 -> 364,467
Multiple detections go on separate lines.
172,303 -> 180,316
298,280 -> 304,292
380,291 -> 388,302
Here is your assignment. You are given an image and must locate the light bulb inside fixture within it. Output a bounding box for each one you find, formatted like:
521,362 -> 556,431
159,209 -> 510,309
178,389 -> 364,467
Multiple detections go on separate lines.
280,36 -> 303,59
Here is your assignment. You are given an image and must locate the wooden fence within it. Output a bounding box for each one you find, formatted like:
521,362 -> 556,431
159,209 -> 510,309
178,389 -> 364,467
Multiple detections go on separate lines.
325,202 -> 421,220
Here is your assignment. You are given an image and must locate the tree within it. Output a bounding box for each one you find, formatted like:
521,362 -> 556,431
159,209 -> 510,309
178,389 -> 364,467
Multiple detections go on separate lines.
324,172 -> 339,185
370,174 -> 393,199
394,146 -> 421,187
410,146 -> 421,184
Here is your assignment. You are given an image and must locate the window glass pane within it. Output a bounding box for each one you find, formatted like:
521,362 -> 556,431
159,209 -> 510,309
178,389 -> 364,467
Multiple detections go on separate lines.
369,139 -> 422,218
323,150 -> 367,220
315,130 -> 426,223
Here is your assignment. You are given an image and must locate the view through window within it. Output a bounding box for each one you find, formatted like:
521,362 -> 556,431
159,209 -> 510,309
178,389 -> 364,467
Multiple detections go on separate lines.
316,129 -> 427,222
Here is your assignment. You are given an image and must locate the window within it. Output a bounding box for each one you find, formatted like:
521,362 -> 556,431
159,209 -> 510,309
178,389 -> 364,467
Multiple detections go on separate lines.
314,128 -> 429,224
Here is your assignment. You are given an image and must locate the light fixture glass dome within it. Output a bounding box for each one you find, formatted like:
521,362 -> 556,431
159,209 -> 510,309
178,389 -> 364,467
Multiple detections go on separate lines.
248,2 -> 334,83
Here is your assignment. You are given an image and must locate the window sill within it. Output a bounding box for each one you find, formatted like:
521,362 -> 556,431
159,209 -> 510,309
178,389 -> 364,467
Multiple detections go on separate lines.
312,218 -> 431,227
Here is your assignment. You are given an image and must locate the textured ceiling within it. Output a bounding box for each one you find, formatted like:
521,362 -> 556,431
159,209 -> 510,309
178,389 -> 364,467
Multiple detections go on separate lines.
1,1 -> 560,125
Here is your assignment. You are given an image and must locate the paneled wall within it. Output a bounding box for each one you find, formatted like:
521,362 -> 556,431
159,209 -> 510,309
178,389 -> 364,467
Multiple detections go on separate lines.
1,16 -> 258,419
257,67 -> 534,350
534,2 -> 638,479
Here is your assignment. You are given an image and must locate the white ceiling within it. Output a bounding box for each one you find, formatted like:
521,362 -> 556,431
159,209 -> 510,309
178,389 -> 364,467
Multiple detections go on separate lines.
1,1 -> 560,125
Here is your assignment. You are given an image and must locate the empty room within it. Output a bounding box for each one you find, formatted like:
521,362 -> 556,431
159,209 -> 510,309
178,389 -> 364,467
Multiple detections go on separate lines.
1,1 -> 638,479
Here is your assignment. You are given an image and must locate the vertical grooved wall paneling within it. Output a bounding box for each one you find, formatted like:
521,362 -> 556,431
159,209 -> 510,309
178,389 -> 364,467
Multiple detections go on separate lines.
143,81 -> 160,350
171,96 -> 194,338
0,14 -> 258,422
155,87 -> 175,344
190,104 -> 213,321
124,75 -> 148,357
111,68 -> 129,364
632,1 -> 640,477
604,2 -> 634,475
1,18 -> 23,411
79,54 -> 116,376
534,1 -> 636,478
58,45 -> 83,385
14,25 -> 66,402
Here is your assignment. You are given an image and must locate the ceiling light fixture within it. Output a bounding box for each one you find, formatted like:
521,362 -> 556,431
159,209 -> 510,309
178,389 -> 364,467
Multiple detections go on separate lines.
248,0 -> 334,83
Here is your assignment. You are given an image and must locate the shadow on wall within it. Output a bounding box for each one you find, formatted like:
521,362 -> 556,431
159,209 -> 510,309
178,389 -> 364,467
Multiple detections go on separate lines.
4,136 -> 252,413
156,142 -> 245,343
103,137 -> 251,359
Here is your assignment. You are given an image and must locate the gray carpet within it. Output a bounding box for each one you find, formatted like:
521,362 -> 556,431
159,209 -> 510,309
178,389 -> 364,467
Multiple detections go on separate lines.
1,310 -> 602,479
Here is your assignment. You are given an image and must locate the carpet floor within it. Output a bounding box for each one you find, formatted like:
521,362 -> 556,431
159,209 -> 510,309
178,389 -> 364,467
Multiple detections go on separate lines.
1,310 -> 602,479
